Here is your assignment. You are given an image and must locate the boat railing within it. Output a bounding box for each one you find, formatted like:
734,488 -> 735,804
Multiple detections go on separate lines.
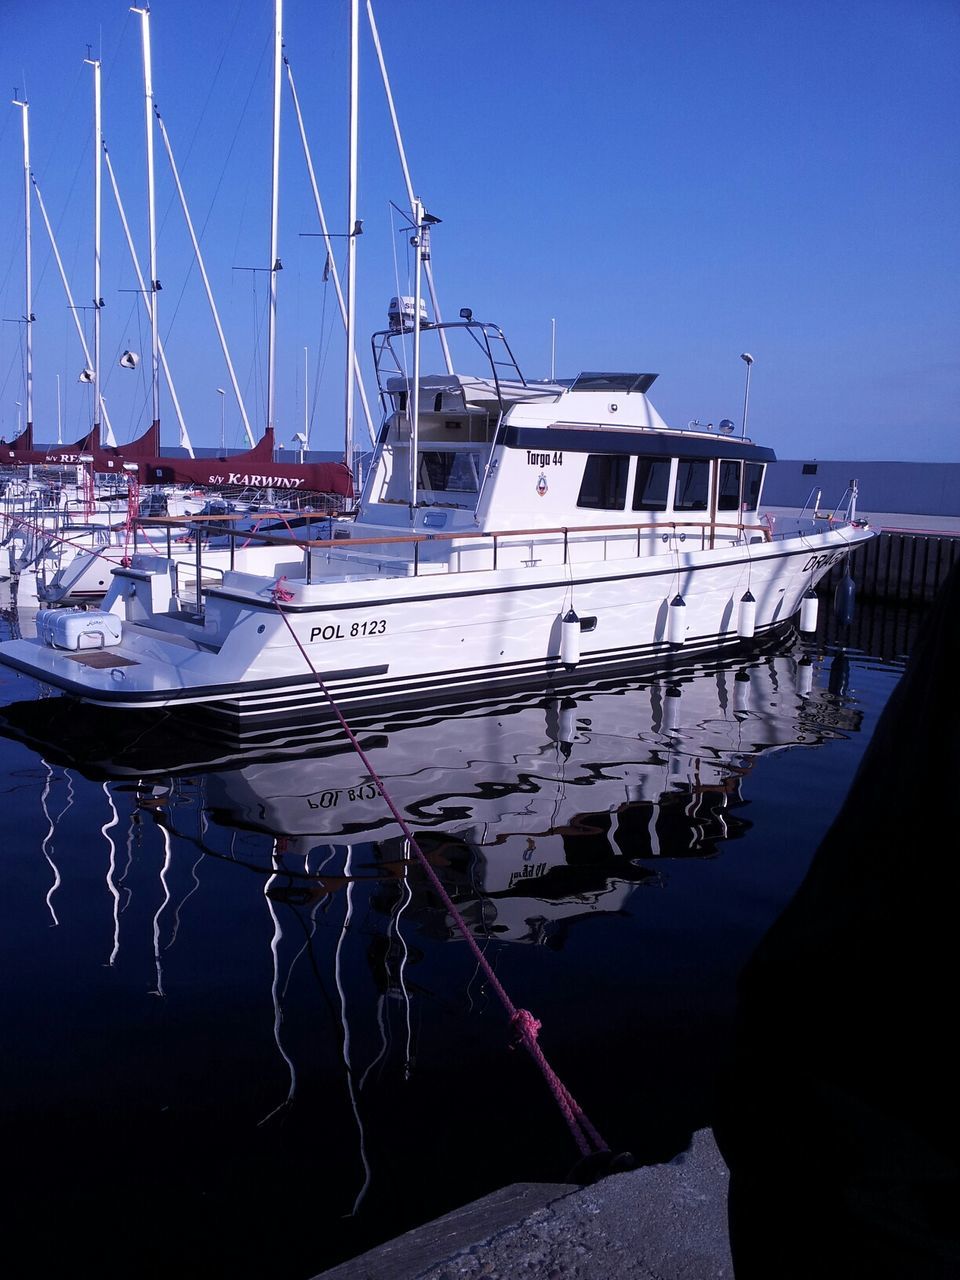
370,319 -> 526,415
136,511 -> 775,585
830,478 -> 859,524
171,558 -> 226,616
798,487 -> 822,520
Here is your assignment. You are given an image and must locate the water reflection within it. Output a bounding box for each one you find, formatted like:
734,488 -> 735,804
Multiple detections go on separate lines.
1,644 -> 862,945
0,631 -> 882,1280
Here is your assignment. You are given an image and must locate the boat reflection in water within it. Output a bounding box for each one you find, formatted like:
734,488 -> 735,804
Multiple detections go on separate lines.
0,632 -> 873,1279
1,635 -> 861,945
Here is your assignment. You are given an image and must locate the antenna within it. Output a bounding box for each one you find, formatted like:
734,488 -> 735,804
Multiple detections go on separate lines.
740,353 -> 754,439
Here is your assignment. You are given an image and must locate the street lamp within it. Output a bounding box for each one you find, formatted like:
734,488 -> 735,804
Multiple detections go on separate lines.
217,387 -> 225,454
739,353 -> 754,439
15,401 -> 22,434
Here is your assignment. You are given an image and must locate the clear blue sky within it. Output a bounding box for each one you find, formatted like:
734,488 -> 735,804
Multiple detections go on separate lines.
0,0 -> 957,461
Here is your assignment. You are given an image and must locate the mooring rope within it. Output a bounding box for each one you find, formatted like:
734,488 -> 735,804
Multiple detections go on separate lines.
269,576 -> 610,1160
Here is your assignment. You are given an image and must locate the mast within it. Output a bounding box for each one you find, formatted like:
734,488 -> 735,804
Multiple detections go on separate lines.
102,141 -> 192,454
345,0 -> 359,483
133,6 -> 161,442
409,197 -> 424,508
154,111 -> 255,447
284,56 -> 376,444
31,174 -> 115,441
85,54 -> 115,446
366,0 -> 453,376
12,95 -> 33,436
266,0 -> 283,437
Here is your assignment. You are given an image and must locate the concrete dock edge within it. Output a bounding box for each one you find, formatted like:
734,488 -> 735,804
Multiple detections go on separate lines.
312,1128 -> 732,1280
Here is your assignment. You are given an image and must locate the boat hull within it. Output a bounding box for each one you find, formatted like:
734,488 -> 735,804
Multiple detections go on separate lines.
0,524 -> 872,717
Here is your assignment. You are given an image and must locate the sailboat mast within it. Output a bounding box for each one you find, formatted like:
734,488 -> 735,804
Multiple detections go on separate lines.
285,56 -> 376,445
345,0 -> 359,484
154,111 -> 255,447
103,141 -> 192,455
133,6 -> 161,437
267,0 -> 283,438
85,54 -> 112,445
32,173 -> 115,441
13,95 -> 33,434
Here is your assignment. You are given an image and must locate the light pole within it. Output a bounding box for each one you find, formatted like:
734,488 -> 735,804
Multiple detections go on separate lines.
15,401 -> 22,434
217,387 -> 225,454
739,353 -> 754,439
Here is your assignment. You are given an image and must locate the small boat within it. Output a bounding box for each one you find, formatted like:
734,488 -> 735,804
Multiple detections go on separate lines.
0,312 -> 874,718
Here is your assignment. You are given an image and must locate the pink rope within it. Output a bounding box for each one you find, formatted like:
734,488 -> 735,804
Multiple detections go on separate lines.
270,580 -> 609,1158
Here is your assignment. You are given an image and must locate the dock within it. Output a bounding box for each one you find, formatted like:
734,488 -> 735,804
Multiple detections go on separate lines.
767,507 -> 960,606
312,1128 -> 732,1280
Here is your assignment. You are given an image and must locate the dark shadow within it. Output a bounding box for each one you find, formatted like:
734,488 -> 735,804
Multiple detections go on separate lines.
713,561 -> 960,1277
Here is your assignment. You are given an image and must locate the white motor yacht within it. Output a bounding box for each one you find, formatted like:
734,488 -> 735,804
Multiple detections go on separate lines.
0,315 -> 874,720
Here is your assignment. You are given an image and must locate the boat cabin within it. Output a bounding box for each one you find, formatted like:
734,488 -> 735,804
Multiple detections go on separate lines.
354,319 -> 774,554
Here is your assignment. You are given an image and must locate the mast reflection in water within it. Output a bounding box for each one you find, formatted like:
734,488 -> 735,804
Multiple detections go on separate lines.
0,632 -> 901,1280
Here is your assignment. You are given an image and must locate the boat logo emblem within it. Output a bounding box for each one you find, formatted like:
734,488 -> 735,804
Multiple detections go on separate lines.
536,472 -> 548,497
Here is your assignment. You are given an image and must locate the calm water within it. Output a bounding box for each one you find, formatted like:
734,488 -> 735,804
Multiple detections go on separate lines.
0,589 -> 914,1279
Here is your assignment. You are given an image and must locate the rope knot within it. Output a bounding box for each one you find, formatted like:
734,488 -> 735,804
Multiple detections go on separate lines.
511,1008 -> 542,1048
271,575 -> 295,603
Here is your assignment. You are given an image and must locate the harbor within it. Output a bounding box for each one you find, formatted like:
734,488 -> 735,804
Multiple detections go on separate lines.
1,1 -> 957,1277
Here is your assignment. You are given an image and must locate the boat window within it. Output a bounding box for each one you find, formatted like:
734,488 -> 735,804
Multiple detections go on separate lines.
568,372 -> 658,394
718,461 -> 741,511
418,450 -> 482,494
632,457 -> 671,511
742,463 -> 764,512
674,459 -> 710,511
577,455 -> 629,510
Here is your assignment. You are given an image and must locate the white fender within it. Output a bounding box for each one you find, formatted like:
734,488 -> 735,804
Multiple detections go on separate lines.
560,609 -> 581,666
738,590 -> 757,639
799,588 -> 819,633
667,594 -> 686,646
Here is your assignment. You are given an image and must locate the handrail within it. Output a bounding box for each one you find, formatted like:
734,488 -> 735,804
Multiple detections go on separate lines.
136,512 -> 773,552
798,486 -> 822,520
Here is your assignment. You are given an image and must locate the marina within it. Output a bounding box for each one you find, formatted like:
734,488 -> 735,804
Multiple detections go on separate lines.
0,0 -> 956,1275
